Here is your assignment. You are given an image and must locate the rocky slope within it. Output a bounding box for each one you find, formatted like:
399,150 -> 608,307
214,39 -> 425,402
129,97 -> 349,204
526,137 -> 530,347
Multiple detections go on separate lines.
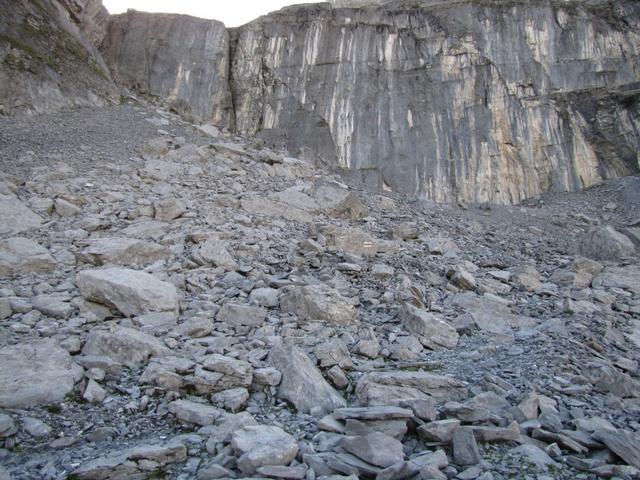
0,99 -> 639,480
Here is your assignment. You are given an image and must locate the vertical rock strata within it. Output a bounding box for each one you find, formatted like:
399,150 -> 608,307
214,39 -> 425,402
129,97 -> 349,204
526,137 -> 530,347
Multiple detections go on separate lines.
101,11 -> 234,125
230,0 -> 640,203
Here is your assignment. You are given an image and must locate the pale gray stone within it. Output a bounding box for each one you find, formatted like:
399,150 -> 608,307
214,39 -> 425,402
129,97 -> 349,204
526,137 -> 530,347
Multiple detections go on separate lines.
82,327 -> 170,368
341,432 -> 404,468
0,237 -> 57,277
78,237 -> 171,267
0,194 -> 42,235
280,284 -> 358,326
168,399 -> 224,426
400,303 -> 459,349
231,425 -> 298,474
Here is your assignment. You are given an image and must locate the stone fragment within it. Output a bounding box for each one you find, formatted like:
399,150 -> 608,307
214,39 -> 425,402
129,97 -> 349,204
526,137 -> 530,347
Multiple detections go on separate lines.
211,387 -> 249,412
281,284 -> 358,326
0,237 -> 57,277
323,226 -> 378,256
249,287 -> 280,307
593,429 -> 640,469
54,198 -> 81,217
510,264 -> 542,292
79,237 -> 171,267
312,185 -> 368,219
333,406 -> 413,421
255,465 -> 308,479
0,415 -> 17,438
417,419 -> 461,443
400,303 -> 459,349
579,225 -> 635,260
82,327 -> 170,368
0,194 -> 42,235
231,425 -> 298,474
426,237 -> 458,255
200,354 -> 253,392
168,400 -> 224,426
196,237 -> 238,270
22,417 -> 51,438
154,197 -> 187,221
328,366 -> 349,389
77,267 -> 179,319
314,340 -> 353,369
509,444 -> 558,470
0,339 -> 83,408
216,302 -> 266,327
453,427 -> 480,466
269,344 -> 346,415
371,264 -> 394,279
341,432 -> 404,468
83,379 -> 107,404
202,411 -> 258,449
31,294 -> 73,318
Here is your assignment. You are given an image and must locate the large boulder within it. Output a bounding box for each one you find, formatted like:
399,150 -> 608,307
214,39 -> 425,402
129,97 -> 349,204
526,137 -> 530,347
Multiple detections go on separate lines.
0,237 -> 57,277
579,225 -> 636,261
77,268 -> 179,319
0,340 -> 83,408
269,344 -> 346,415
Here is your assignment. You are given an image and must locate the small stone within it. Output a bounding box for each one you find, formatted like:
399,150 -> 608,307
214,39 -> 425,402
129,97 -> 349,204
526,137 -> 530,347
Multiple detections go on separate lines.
22,417 -> 51,438
55,198 -> 81,217
0,237 -> 57,277
211,387 -> 249,412
83,379 -> 107,404
168,399 -> 224,426
341,432 -> 404,468
400,303 -> 459,349
327,365 -> 349,389
0,415 -> 17,438
231,425 -> 298,474
217,302 -> 266,327
453,427 -> 480,466
418,419 -> 461,443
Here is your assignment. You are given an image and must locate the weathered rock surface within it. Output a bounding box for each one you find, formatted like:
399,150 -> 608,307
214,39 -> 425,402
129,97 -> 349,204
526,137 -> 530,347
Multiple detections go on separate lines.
0,237 -> 57,277
231,425 -> 298,474
77,267 -> 179,319
78,237 -> 171,267
0,194 -> 42,235
102,10 -> 233,123
270,343 -> 347,415
0,339 -> 83,408
579,225 -> 636,260
82,326 -> 170,368
280,284 -> 359,326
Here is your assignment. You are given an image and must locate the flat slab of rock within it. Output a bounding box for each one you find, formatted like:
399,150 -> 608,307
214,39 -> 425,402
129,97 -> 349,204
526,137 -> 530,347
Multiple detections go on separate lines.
341,432 -> 404,467
270,344 -> 346,415
593,429 -> 640,469
0,237 -> 57,277
0,194 -> 42,235
400,302 -> 459,349
0,339 -> 83,408
217,302 -> 266,327
78,237 -> 171,267
231,425 -> 298,474
357,371 -> 467,406
333,406 -> 414,421
168,399 -> 224,426
195,237 -> 238,270
77,267 -> 179,319
82,327 -> 170,368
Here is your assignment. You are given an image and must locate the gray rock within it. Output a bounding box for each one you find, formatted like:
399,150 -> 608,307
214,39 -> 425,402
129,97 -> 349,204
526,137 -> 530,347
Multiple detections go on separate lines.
54,198 -> 81,217
400,303 -> 459,349
21,417 -> 52,438
102,10 -> 232,124
231,425 -> 298,474
31,294 -> 73,319
579,225 -> 636,260
83,379 -> 106,404
509,444 -> 559,470
453,427 -> 480,466
168,399 -> 224,426
417,419 -> 461,444
78,237 -> 171,267
154,197 -> 188,221
0,237 -> 57,277
77,267 -> 179,319
82,327 -> 170,368
248,287 -> 280,308
280,284 -> 358,326
341,432 -> 404,468
216,302 -> 266,327
203,411 -> 257,448
0,194 -> 42,235
269,343 -> 346,415
0,339 -> 83,408
196,237 -> 238,270
0,414 -> 17,438
593,429 -> 640,469
255,465 -> 307,479
211,387 -> 249,412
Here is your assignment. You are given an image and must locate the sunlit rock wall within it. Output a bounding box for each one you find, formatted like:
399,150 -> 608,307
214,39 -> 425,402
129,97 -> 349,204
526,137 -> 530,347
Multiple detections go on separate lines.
231,0 -> 640,203
102,11 -> 234,125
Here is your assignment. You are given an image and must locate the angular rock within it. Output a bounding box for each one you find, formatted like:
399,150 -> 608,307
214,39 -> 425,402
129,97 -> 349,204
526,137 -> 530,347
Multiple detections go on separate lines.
78,237 -> 171,267
211,387 -> 249,412
400,303 -> 459,349
82,327 -> 170,368
579,225 -> 636,260
196,237 -> 238,270
168,399 -> 224,426
341,432 -> 404,468
231,425 -> 298,474
269,344 -> 346,415
0,237 -> 57,277
216,302 -> 266,327
593,429 -> 640,469
83,379 -> 107,404
453,427 -> 480,466
0,194 -> 42,235
0,339 -> 83,408
77,267 -> 179,319
200,354 -> 253,392
280,284 -> 358,326
154,197 -> 187,221
417,419 -> 461,444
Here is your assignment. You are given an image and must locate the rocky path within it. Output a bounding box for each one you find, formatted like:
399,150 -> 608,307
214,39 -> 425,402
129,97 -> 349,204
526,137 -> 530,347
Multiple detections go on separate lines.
0,102 -> 639,480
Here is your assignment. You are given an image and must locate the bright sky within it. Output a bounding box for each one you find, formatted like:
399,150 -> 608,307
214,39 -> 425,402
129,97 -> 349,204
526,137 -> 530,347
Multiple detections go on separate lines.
103,1 -> 308,27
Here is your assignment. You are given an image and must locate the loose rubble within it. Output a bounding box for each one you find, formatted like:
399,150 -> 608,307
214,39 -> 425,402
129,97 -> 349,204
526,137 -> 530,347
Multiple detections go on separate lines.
0,103 -> 638,480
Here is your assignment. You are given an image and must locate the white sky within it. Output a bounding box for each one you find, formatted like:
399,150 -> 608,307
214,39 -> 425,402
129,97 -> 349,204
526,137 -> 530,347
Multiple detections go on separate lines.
103,1 -> 309,28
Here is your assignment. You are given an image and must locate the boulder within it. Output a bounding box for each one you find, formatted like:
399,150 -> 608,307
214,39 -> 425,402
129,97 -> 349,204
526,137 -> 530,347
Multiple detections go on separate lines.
579,225 -> 635,260
82,327 -> 170,368
195,237 -> 238,270
0,194 -> 42,235
78,237 -> 171,267
0,237 -> 57,277
280,284 -> 358,326
341,432 -> 404,467
168,400 -> 224,426
270,344 -> 346,415
0,339 -> 83,408
400,303 -> 459,349
216,302 -> 266,327
77,267 -> 179,319
231,425 -> 298,474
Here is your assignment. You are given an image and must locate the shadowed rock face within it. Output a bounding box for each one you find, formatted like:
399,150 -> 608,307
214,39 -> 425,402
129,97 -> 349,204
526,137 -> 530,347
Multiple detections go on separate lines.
230,0 -> 640,203
101,11 -> 234,125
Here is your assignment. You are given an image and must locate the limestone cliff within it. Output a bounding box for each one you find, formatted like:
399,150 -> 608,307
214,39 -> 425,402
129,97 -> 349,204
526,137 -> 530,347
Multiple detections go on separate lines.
230,0 -> 640,203
101,11 -> 234,124
0,0 -> 117,115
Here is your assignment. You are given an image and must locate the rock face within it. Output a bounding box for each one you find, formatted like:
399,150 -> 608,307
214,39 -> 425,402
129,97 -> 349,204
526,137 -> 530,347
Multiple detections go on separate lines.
0,340 -> 83,408
101,10 -> 233,124
0,0 -> 117,114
